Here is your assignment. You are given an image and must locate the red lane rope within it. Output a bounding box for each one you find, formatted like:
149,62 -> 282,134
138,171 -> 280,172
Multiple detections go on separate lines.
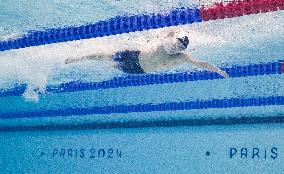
200,0 -> 284,21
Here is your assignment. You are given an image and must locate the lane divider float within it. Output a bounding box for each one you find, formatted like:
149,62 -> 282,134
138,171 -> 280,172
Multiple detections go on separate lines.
0,0 -> 283,52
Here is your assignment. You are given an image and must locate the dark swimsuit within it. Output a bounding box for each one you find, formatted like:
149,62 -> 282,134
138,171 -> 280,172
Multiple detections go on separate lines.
112,50 -> 145,74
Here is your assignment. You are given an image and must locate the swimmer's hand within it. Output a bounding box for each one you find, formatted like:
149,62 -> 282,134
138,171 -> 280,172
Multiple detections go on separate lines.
217,69 -> 229,78
185,54 -> 229,78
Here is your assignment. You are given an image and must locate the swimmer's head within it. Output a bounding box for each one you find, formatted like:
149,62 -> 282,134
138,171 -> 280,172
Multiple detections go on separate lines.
162,30 -> 189,55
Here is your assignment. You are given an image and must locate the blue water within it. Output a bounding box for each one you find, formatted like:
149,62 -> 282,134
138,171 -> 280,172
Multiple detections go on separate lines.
0,0 -> 284,173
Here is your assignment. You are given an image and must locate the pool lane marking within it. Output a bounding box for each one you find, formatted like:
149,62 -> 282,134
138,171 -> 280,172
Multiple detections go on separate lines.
1,115 -> 283,132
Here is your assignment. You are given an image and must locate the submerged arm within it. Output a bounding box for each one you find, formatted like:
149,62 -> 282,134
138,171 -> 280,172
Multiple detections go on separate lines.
184,54 -> 229,78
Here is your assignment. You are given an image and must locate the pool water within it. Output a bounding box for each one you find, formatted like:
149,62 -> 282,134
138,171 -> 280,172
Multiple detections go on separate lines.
0,0 -> 283,173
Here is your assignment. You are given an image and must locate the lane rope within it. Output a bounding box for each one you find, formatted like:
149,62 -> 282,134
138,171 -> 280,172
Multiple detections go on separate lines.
1,95 -> 284,119
0,0 -> 283,52
0,60 -> 282,97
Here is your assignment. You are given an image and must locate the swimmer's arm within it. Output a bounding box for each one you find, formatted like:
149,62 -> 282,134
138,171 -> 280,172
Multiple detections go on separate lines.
65,53 -> 112,64
184,54 -> 229,78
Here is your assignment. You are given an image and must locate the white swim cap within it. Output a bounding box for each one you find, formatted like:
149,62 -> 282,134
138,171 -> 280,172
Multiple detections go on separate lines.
162,30 -> 189,55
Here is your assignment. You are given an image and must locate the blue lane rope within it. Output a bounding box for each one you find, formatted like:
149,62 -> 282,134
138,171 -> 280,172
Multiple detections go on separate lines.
0,7 -> 201,52
1,0 -> 283,52
0,61 -> 282,97
1,95 -> 284,119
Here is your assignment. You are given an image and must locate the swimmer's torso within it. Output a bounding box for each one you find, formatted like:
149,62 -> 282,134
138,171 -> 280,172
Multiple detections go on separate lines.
138,46 -> 187,72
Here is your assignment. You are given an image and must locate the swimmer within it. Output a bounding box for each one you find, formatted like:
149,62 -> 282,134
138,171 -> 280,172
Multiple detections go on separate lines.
65,30 -> 229,78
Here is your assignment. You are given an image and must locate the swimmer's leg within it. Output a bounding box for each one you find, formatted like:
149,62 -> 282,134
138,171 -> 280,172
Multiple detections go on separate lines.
184,54 -> 229,78
65,54 -> 112,64
64,52 -> 134,72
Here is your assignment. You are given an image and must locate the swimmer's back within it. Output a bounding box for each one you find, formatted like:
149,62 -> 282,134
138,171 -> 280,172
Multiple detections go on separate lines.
139,46 -> 187,72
